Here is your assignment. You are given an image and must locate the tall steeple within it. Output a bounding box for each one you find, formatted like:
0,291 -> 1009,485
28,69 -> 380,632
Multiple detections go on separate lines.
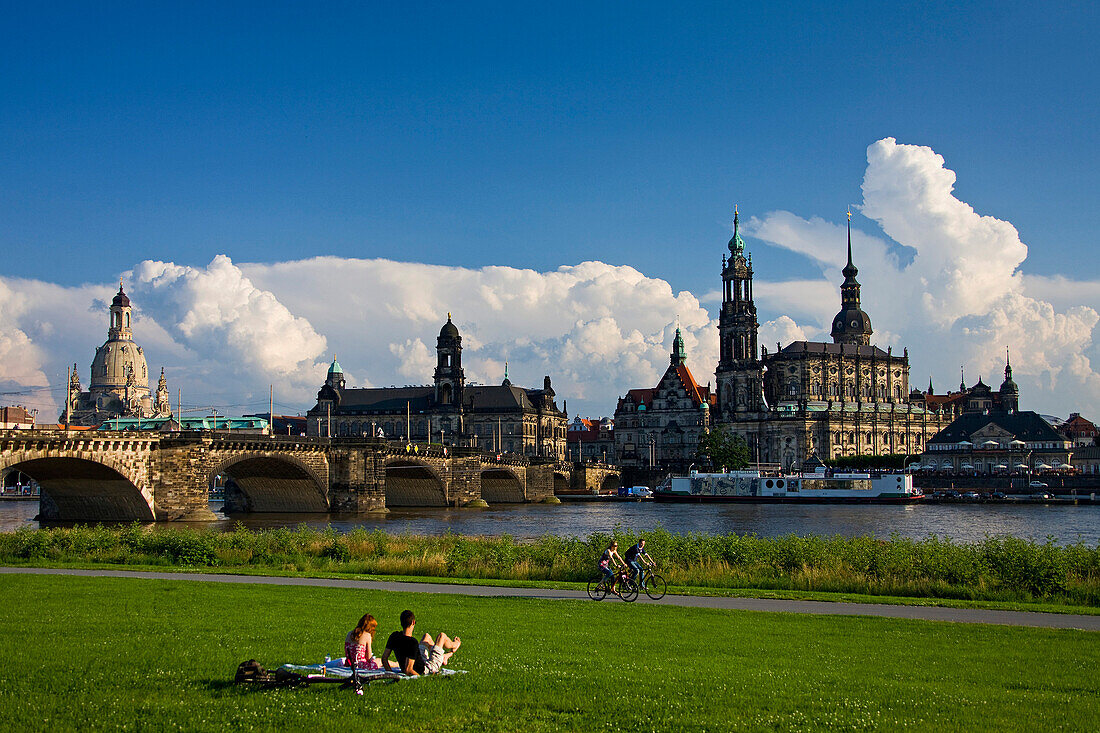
999,347 -> 1019,412
716,205 -> 763,422
434,313 -> 464,406
671,327 -> 687,366
728,206 -> 745,256
830,210 -> 874,346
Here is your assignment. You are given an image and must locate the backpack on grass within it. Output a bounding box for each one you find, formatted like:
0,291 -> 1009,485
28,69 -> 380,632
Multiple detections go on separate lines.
234,659 -> 271,684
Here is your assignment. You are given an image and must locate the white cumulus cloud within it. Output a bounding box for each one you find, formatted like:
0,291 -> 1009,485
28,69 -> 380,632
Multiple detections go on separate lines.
748,137 -> 1100,418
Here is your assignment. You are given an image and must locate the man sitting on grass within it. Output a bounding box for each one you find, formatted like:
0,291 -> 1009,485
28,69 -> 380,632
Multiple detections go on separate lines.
381,609 -> 462,676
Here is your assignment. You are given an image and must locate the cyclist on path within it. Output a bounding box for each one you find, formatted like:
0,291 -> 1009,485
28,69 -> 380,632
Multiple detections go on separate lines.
598,541 -> 627,596
624,538 -> 656,590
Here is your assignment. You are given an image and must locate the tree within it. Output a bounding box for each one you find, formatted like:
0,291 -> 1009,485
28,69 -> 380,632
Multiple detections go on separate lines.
697,425 -> 751,471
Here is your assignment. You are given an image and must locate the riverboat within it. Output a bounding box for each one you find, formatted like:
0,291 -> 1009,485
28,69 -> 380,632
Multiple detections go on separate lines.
654,469 -> 923,503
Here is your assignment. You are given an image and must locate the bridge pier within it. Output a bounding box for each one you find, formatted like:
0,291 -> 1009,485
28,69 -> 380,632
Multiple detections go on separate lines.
157,440 -> 219,521
330,449 -> 386,513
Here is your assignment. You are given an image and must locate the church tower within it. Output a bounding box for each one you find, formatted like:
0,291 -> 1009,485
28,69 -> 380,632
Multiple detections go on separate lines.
999,348 -> 1019,413
831,212 -> 874,346
434,314 -> 465,406
715,208 -> 764,421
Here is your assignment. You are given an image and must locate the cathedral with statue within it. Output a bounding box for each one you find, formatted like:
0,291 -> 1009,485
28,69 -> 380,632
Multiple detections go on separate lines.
62,283 -> 173,426
713,210 -> 951,469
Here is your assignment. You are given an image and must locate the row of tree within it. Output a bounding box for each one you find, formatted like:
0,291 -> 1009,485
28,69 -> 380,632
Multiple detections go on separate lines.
695,426 -> 914,471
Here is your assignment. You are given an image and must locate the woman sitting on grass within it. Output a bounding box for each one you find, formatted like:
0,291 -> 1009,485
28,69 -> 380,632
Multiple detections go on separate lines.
345,613 -> 383,670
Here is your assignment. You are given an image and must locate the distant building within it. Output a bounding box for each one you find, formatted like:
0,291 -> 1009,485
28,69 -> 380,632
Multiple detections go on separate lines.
62,283 -> 173,426
0,406 -> 36,429
244,413 -> 308,436
1072,445 -> 1100,475
567,416 -> 615,463
305,315 -> 568,459
614,328 -> 715,472
1060,413 -> 1098,447
713,210 -> 946,469
919,363 -> 1072,475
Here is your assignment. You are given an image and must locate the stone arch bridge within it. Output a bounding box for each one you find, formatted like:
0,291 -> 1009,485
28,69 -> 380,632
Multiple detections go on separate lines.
0,431 -> 619,522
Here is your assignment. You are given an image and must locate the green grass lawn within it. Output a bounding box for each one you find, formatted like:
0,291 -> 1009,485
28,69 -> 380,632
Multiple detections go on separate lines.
1,574 -> 1096,731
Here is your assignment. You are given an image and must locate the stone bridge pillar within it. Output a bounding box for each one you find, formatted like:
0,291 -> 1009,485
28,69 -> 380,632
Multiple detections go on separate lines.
329,446 -> 386,513
525,463 -> 556,502
155,437 -> 218,521
448,450 -> 483,506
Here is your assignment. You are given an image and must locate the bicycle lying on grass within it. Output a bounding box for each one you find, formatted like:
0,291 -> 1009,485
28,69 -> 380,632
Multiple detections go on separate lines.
587,567 -> 638,602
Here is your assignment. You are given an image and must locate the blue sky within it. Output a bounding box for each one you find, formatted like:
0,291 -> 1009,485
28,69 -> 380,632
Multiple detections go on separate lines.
1,2 -> 1098,420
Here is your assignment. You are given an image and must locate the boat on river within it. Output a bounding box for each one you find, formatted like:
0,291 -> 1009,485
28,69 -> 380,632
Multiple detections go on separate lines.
654,468 -> 922,504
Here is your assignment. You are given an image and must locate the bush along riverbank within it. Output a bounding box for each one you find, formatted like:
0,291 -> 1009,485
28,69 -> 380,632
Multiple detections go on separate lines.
1,524 -> 1098,607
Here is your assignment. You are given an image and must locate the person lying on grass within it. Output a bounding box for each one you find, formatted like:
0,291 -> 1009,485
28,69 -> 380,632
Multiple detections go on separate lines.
381,609 -> 462,676
345,613 -> 383,671
598,541 -> 627,596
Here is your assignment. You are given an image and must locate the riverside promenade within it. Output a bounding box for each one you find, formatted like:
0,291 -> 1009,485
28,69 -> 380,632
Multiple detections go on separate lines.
4,567 -> 1097,631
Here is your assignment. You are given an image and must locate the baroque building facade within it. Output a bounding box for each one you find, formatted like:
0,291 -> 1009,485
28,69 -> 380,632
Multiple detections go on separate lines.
714,211 -> 948,469
305,316 -> 568,459
613,328 -> 715,472
62,283 -> 173,426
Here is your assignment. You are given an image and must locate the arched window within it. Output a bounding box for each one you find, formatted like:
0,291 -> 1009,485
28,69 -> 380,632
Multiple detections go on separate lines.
883,432 -> 890,444
847,432 -> 854,444
893,385 -> 901,398
787,381 -> 798,396
866,432 -> 873,444
834,431 -> 841,444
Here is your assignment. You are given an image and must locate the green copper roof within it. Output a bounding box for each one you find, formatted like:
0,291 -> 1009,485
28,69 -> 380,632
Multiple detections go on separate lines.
328,356 -> 343,375
671,327 -> 686,365
728,210 -> 745,256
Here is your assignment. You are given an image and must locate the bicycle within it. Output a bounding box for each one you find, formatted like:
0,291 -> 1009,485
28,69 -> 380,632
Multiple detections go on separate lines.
587,567 -> 638,602
636,567 -> 667,600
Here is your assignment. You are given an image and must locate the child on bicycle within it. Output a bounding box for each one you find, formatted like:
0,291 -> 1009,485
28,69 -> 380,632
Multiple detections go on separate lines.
598,541 -> 626,596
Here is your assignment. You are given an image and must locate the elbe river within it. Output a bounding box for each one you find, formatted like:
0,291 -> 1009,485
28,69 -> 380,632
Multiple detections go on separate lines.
2,499 -> 1098,545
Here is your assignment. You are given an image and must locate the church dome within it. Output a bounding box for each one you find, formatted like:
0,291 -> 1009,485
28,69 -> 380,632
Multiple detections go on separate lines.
439,314 -> 460,340
90,339 -> 149,391
830,307 -> 873,339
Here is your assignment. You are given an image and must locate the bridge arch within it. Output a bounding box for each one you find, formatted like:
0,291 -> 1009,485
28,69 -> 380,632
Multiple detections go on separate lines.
553,472 -> 570,494
211,453 -> 328,513
0,453 -> 154,521
481,467 -> 525,503
384,459 -> 447,507
600,474 -> 621,494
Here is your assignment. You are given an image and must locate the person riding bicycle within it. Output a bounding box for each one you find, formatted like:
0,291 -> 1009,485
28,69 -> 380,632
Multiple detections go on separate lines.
624,539 -> 656,590
598,541 -> 626,595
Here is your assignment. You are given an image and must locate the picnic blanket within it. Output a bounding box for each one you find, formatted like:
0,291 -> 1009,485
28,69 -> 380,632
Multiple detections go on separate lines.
280,657 -> 466,681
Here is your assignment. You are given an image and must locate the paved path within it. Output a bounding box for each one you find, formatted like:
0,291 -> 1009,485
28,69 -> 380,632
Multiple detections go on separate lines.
3,567 -> 1098,631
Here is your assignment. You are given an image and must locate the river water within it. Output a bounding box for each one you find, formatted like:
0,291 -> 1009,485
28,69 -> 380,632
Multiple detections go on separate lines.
1,499 -> 1098,545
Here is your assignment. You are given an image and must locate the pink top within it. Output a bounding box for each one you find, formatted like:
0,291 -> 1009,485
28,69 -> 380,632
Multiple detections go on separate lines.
345,629 -> 382,670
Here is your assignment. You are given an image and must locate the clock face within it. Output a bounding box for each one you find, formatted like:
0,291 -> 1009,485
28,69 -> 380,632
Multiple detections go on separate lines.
850,319 -> 859,328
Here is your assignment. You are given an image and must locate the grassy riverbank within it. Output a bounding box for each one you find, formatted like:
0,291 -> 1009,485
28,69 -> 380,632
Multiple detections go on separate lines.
2,524 -> 1099,608
2,573 -> 1097,731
